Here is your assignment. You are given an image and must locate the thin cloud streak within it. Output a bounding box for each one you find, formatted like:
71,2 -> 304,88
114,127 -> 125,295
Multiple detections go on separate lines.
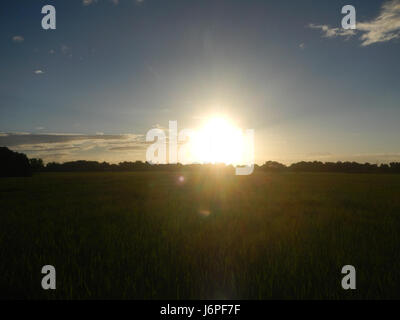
0,133 -> 147,163
308,24 -> 356,39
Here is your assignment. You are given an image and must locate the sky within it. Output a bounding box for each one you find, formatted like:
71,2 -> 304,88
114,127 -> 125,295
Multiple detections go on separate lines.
0,0 -> 399,164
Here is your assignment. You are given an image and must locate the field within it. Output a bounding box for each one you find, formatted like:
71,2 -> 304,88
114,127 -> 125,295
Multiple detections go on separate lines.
1,171 -> 400,299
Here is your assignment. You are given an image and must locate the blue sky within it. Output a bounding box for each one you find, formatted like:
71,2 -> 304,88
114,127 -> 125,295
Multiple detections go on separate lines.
0,0 -> 399,164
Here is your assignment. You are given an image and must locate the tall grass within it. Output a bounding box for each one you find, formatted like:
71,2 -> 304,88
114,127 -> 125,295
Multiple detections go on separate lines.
1,172 -> 399,299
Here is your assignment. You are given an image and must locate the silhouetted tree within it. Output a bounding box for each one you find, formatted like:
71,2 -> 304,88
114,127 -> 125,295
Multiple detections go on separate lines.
261,161 -> 287,172
29,158 -> 44,172
0,147 -> 32,177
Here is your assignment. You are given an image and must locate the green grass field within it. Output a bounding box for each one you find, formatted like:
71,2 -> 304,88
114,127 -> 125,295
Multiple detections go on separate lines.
1,172 -> 400,299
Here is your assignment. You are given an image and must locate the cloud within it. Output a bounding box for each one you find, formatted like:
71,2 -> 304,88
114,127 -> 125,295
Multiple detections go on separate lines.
357,0 -> 400,46
109,145 -> 146,151
0,133 -> 147,163
308,24 -> 356,39
0,133 -> 126,147
12,35 -> 24,43
34,70 -> 45,74
299,43 -> 306,50
309,0 -> 400,46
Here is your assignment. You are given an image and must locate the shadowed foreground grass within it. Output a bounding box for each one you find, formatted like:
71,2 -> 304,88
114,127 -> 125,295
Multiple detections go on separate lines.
1,172 -> 400,299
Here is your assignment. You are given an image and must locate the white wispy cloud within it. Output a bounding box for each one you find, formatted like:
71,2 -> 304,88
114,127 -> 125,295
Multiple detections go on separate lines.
357,0 -> 400,46
309,0 -> 400,46
308,24 -> 356,39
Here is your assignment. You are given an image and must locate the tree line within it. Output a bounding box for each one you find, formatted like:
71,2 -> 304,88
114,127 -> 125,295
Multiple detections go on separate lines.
1,147 -> 400,177
39,160 -> 400,174
260,160 -> 400,174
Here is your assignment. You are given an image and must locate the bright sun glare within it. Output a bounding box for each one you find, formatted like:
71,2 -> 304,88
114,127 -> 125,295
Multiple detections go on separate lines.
191,117 -> 245,165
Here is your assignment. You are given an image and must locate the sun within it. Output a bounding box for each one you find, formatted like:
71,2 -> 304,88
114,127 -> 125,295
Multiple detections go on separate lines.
191,116 -> 245,165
